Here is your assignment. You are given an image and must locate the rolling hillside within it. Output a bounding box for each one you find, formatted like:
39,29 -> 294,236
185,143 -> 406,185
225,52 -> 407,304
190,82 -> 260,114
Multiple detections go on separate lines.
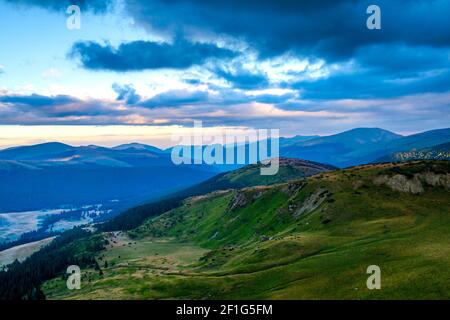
174,158 -> 337,197
42,161 -> 450,299
97,158 -> 335,232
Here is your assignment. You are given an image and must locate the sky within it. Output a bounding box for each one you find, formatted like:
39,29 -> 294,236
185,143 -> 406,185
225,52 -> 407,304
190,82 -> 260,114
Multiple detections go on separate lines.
0,0 -> 449,148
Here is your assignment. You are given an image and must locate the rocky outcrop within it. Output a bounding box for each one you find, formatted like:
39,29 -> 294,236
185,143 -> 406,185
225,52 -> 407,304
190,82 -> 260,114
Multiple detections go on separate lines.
282,181 -> 305,197
419,172 -> 450,188
293,188 -> 328,218
373,174 -> 424,194
229,192 -> 248,211
373,172 -> 450,194
228,187 -> 269,211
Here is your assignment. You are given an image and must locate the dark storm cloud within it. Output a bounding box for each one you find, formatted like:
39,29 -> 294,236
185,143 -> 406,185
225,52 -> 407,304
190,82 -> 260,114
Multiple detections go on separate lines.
291,44 -> 450,100
355,45 -> 450,75
292,69 -> 450,100
124,0 -> 450,61
69,39 -> 237,72
23,0 -> 450,101
114,0 -> 450,100
9,0 -> 450,65
10,0 -> 450,63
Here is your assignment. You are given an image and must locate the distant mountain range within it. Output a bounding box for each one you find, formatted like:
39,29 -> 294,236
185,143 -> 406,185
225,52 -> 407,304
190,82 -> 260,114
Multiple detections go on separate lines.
280,128 -> 450,167
0,142 -> 168,168
0,142 -> 218,213
161,127 -> 450,168
0,127 -> 448,213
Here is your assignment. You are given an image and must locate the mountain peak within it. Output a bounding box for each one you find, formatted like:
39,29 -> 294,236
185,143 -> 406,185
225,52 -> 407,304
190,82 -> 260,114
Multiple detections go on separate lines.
3,141 -> 72,150
0,142 -> 75,161
293,127 -> 402,149
339,127 -> 402,138
112,143 -> 162,153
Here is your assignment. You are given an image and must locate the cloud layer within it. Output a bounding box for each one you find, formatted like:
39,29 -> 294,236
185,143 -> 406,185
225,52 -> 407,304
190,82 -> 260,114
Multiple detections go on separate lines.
0,0 -> 449,134
69,39 -> 237,71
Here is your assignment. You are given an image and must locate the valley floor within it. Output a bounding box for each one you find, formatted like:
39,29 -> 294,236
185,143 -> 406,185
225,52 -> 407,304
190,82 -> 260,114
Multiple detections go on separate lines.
43,212 -> 450,299
43,216 -> 450,300
43,233 -> 209,299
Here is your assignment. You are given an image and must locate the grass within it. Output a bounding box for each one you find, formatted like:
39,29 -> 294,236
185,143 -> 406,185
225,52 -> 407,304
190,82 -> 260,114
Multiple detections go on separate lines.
0,237 -> 54,268
42,233 -> 208,300
42,161 -> 450,299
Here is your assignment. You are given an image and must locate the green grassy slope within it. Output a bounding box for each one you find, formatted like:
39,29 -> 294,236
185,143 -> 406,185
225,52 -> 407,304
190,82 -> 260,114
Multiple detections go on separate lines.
173,158 -> 336,197
43,161 -> 450,299
98,158 -> 335,232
